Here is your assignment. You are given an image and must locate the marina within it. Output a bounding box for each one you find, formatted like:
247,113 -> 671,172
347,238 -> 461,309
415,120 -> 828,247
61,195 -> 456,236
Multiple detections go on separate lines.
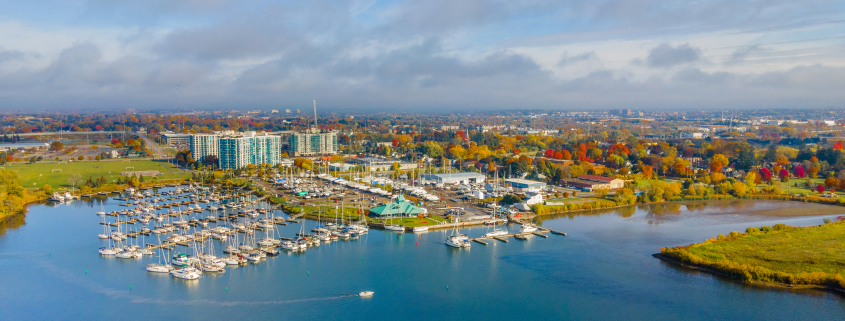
2,193 -> 844,320
84,183 -> 560,283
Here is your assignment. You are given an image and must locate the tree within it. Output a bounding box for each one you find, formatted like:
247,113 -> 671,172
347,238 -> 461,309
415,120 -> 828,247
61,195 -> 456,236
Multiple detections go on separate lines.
817,184 -> 825,193
734,143 -> 755,170
41,184 -> 54,196
758,168 -> 772,182
49,141 -> 64,151
710,154 -> 729,172
614,188 -> 636,205
68,174 -> 82,189
809,166 -> 820,178
778,168 -> 789,182
77,156 -> 84,161
825,176 -> 838,189
710,172 -> 726,184
793,166 -> 805,178
764,144 -> 777,162
500,194 -> 521,205
203,155 -> 219,169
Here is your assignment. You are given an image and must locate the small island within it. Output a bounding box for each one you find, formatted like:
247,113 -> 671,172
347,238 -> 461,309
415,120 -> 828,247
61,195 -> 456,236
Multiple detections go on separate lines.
658,220 -> 845,293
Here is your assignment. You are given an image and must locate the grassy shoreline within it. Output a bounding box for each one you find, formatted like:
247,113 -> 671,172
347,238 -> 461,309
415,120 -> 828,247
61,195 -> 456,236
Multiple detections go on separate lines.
658,221 -> 845,294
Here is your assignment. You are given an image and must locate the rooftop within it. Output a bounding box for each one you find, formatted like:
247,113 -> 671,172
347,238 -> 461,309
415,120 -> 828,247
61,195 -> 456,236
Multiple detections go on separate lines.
424,172 -> 485,178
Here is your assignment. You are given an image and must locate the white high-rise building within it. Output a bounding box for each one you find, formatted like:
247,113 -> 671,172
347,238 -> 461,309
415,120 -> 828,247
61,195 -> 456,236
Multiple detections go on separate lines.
289,130 -> 338,156
190,134 -> 220,163
190,131 -> 281,169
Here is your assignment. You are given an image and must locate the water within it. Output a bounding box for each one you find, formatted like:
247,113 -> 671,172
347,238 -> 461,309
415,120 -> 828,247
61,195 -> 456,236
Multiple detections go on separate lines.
1,190 -> 843,320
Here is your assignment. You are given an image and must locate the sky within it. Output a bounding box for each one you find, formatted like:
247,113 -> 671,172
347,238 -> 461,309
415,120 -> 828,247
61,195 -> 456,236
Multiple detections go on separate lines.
0,0 -> 844,112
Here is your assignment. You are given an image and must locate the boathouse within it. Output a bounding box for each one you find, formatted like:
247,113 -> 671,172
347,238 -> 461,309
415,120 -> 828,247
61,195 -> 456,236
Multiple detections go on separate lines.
368,195 -> 426,218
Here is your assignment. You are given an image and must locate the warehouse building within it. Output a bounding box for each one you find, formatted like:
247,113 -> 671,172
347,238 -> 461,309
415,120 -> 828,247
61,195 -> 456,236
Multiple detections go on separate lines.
503,178 -> 546,192
421,172 -> 486,185
562,174 -> 625,190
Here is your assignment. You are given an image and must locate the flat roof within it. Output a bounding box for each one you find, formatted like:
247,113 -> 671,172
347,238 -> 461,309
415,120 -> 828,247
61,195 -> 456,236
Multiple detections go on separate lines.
162,133 -> 191,137
504,178 -> 546,186
424,172 -> 485,178
0,143 -> 49,147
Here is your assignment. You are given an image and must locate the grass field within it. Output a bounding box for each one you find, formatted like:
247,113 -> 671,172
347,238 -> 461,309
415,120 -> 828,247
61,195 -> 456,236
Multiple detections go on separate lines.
371,215 -> 448,227
0,160 -> 190,190
686,222 -> 845,275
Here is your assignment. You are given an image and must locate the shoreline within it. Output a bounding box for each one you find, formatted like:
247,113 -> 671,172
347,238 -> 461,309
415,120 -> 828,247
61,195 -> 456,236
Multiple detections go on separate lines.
652,253 -> 845,296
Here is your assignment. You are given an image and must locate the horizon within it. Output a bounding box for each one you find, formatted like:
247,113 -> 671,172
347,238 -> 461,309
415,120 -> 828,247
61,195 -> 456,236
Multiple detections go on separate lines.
0,1 -> 844,111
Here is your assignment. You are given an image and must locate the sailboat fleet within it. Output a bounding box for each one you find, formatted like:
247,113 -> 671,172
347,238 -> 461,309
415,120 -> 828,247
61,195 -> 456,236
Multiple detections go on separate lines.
94,168 -> 546,282
96,183 -> 377,281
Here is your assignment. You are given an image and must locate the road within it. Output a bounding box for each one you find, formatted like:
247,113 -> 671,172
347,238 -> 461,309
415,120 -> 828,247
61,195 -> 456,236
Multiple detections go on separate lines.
138,134 -> 168,159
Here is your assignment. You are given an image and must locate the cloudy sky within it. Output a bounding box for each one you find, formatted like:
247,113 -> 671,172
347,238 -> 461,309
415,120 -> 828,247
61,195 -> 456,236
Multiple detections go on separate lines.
0,0 -> 844,112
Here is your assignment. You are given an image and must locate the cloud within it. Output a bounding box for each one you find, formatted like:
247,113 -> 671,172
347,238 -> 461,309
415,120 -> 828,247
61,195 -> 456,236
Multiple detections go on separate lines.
0,1 -> 844,111
725,44 -> 765,65
646,43 -> 701,68
557,51 -> 597,67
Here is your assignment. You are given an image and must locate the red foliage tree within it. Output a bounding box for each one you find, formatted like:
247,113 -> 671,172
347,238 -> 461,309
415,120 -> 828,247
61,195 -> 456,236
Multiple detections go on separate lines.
817,184 -> 825,193
392,139 -> 399,147
553,151 -> 564,159
778,168 -> 789,179
793,166 -> 805,178
758,167 -> 772,182
834,140 -> 844,150
560,149 -> 572,160
544,149 -> 555,158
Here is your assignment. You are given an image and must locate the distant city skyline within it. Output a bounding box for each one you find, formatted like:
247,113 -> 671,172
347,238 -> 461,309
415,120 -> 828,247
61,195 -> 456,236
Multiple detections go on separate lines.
0,1 -> 843,111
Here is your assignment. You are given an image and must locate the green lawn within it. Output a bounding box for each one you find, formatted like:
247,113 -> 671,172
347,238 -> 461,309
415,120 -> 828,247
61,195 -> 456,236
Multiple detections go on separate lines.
287,205 -> 365,220
371,215 -> 448,227
1,160 -> 190,190
546,197 -> 579,203
687,223 -> 845,275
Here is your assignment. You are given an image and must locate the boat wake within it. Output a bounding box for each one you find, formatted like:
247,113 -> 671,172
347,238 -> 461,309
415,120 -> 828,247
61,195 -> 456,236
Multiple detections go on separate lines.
40,261 -> 359,306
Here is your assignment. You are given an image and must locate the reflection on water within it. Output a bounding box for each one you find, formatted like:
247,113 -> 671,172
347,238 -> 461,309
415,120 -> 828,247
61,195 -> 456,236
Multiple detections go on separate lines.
0,211 -> 26,236
536,199 -> 844,227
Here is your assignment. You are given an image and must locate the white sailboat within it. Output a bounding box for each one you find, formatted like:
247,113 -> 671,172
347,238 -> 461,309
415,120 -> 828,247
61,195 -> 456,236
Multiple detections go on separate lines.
445,219 -> 470,248
147,235 -> 174,273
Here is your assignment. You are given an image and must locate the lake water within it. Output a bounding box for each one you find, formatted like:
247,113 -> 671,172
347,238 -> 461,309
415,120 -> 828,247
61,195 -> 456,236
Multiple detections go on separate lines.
1,189 -> 844,320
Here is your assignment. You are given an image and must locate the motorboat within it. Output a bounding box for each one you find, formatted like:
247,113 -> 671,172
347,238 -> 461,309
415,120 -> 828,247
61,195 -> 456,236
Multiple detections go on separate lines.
359,291 -> 374,297
412,226 -> 430,233
170,267 -> 201,280
281,241 -> 297,251
50,192 -> 65,202
146,263 -> 173,273
384,225 -> 405,232
98,247 -> 119,255
520,224 -> 538,233
116,251 -> 142,259
485,228 -> 508,237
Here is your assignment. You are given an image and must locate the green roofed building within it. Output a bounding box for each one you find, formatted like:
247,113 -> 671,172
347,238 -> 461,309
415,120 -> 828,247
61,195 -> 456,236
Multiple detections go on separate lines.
368,195 -> 426,218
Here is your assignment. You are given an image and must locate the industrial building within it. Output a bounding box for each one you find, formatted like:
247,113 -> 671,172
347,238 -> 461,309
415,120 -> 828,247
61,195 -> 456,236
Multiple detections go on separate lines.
421,172 -> 486,185
503,178 -> 546,192
162,133 -> 191,145
562,174 -> 625,190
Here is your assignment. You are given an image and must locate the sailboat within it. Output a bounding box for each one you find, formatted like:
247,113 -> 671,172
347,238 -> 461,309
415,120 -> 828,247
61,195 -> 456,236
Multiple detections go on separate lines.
98,216 -> 110,239
97,203 -> 106,216
445,218 -> 470,248
147,235 -> 174,273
